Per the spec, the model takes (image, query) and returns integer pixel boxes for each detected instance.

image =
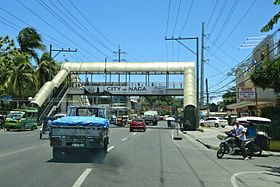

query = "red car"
[130,119,146,132]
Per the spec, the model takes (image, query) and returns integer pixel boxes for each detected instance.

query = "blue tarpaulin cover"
[51,116,109,128]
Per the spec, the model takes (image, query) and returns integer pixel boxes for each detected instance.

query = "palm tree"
[17,27,45,61]
[4,51,38,99]
[36,52,60,87]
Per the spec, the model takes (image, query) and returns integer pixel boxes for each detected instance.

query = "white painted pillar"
[183,66,196,107]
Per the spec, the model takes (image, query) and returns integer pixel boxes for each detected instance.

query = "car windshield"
[133,119,144,122]
[7,113,23,120]
[0,1,279,186]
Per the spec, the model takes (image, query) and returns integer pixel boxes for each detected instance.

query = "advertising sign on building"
[84,85,166,95]
[238,87,256,101]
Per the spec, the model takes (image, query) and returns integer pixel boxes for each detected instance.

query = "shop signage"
[239,87,256,101]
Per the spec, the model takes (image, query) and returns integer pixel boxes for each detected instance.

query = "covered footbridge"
[30,62,198,129]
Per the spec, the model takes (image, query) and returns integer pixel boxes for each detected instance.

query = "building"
[227,33,280,117]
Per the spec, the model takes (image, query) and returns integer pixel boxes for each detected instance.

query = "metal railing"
[69,82,184,89]
[38,83,68,124]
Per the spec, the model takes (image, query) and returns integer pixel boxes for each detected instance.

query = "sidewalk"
[182,127,280,157]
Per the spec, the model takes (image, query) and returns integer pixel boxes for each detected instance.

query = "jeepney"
[4,107,38,131]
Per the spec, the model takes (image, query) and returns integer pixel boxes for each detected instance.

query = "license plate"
[72,143,85,147]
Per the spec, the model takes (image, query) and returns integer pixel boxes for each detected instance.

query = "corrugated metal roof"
[62,62,194,73]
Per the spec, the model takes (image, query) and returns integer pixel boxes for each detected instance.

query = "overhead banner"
[238,87,256,101]
[84,85,166,95]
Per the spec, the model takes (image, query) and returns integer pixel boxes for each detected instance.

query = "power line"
[206,48,232,68]
[165,0,172,36]
[15,0,102,61]
[206,71,224,79]
[206,37,240,63]
[211,0,239,48]
[207,0,228,38]
[209,35,280,94]
[205,0,219,29]
[126,53,141,62]
[0,5,75,49]
[212,0,257,53]
[165,40,170,62]
[68,0,118,49]
[208,74,231,90]
[37,0,110,60]
[205,60,224,74]
[179,0,194,36]
[54,0,114,53]
[172,0,182,36]
[0,15,21,30]
[177,42,180,61]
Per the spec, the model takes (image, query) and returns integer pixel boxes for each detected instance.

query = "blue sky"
[0,0,279,102]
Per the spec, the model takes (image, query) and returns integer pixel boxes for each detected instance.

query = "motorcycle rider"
[230,121,250,160]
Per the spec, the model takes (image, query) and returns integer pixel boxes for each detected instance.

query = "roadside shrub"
[260,106,280,140]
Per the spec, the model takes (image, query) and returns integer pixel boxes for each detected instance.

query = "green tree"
[261,0,280,32]
[220,86,237,111]
[4,50,38,98]
[36,52,60,87]
[250,58,280,93]
[17,27,45,61]
[222,86,237,106]
[142,96,183,115]
[0,35,16,96]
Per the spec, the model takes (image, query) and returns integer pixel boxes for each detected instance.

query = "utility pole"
[113,46,126,84]
[200,22,205,108]
[104,57,107,85]
[49,44,77,81]
[206,78,209,116]
[165,37,199,109]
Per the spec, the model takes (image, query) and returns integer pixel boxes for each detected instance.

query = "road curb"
[196,138,219,150]
[182,131,280,156]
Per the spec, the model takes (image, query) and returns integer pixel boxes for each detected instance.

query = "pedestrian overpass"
[30,62,198,129]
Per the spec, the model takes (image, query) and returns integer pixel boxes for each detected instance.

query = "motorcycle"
[216,131,255,159]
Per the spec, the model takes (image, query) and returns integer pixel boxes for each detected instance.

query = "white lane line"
[72,168,92,187]
[107,146,115,152]
[0,143,48,158]
[121,137,128,142]
[132,132,137,136]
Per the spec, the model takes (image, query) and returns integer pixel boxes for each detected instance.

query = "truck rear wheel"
[53,147,65,161]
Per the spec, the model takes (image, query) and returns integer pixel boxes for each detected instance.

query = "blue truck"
[49,106,109,160]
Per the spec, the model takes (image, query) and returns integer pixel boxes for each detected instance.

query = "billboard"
[84,85,166,95]
[238,87,256,101]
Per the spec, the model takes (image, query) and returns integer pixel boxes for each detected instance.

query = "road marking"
[171,130,174,140]
[0,143,48,158]
[132,132,137,136]
[231,171,275,187]
[107,146,115,152]
[72,168,92,187]
[121,137,128,142]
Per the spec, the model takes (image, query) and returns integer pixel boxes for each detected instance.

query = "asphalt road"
[0,122,279,187]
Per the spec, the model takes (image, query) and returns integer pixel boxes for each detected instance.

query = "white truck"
[144,110,158,126]
[49,106,109,160]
